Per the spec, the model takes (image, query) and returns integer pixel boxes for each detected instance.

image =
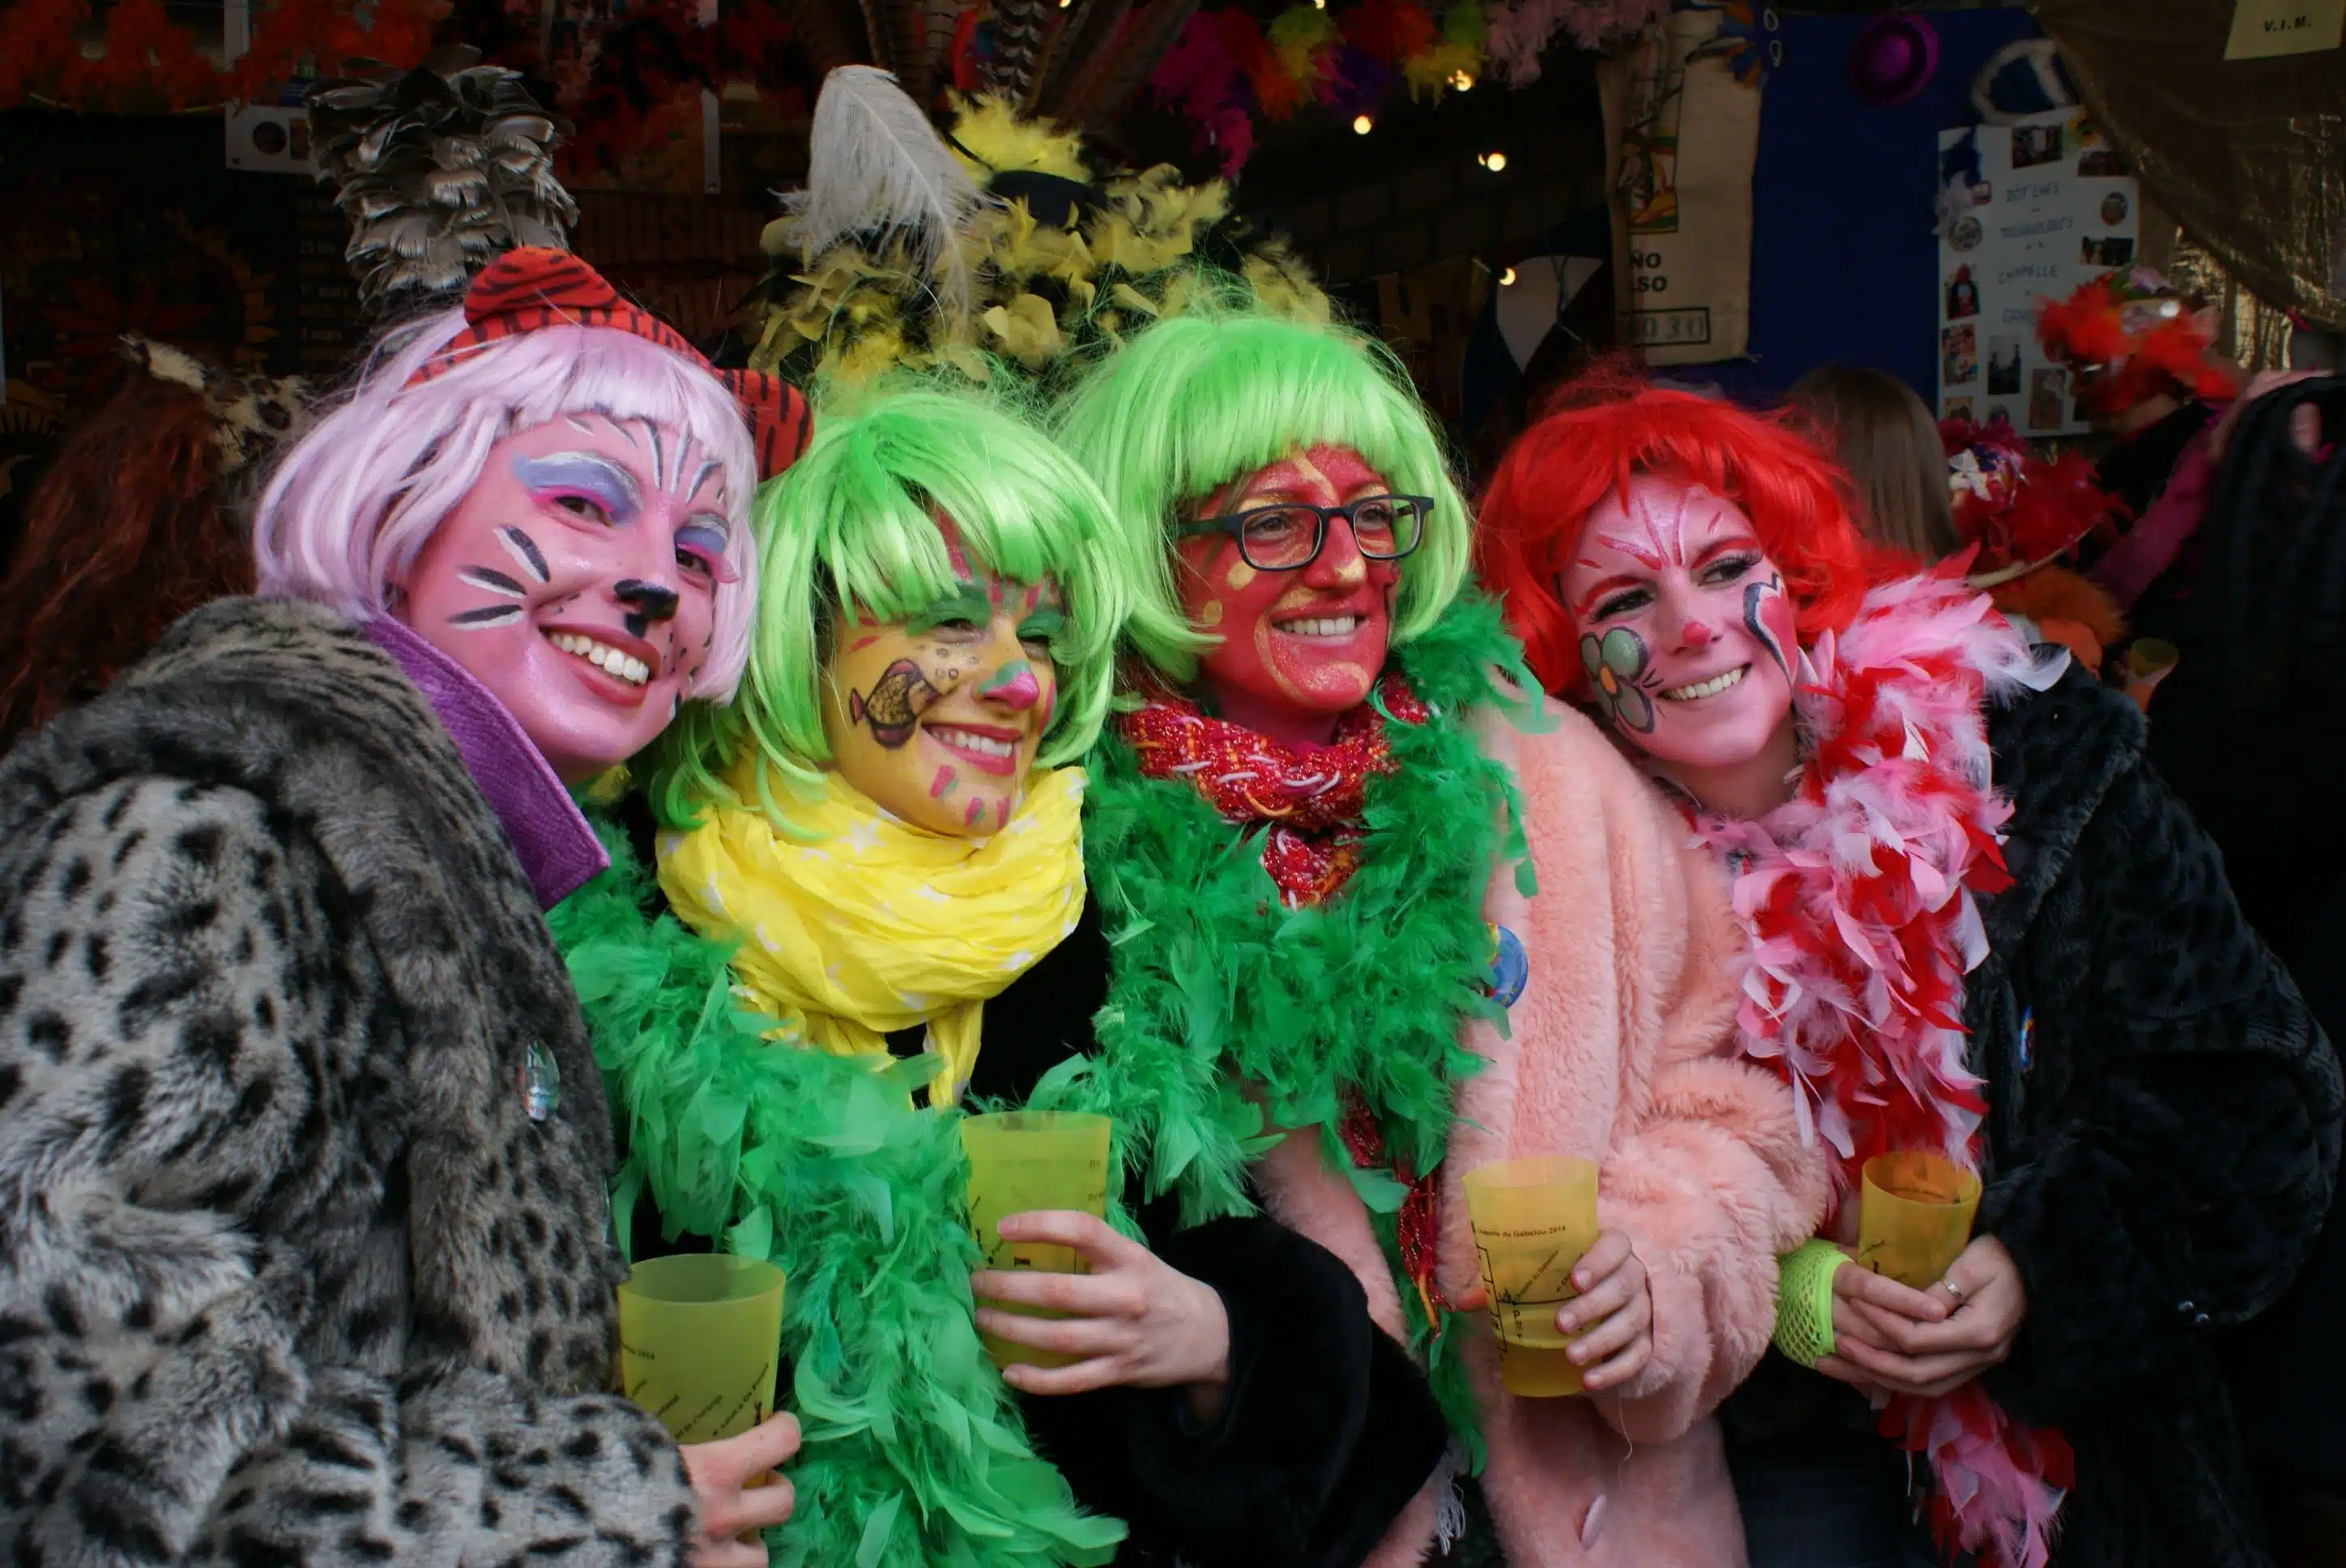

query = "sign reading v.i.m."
[2224,0,2345,59]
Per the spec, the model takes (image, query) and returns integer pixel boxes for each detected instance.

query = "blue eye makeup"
[511,452,642,524]
[676,522,736,581]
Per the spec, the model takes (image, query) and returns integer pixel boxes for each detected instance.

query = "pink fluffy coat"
[1253,691,1829,1566]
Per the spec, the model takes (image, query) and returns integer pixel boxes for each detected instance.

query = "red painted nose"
[1683,620,1716,650]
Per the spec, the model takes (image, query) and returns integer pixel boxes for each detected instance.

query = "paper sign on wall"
[1935,109,2139,437]
[2224,0,2344,60]
[1612,7,1761,366]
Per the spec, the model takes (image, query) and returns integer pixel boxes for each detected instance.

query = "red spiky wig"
[1475,359,1876,700]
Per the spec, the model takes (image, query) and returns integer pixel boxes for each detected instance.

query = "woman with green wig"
[1019,305,1832,1564]
[569,380,1451,1567]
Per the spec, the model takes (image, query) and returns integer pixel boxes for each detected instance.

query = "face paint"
[1173,445,1401,747]
[820,518,1067,838]
[1556,474,1796,773]
[392,414,729,783]
[846,658,943,748]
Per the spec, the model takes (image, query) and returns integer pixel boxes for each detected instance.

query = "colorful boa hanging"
[1687,569,2072,1568]
[0,0,437,112]
[1150,0,1498,175]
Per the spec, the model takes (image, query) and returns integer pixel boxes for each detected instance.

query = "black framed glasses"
[1178,495,1431,572]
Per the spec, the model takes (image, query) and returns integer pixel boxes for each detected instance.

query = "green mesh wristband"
[1774,1238,1850,1368]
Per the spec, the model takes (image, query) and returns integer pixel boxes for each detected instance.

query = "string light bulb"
[1499,266,1517,286]
[1481,150,1508,173]
[1354,113,1373,134]
[1449,70,1475,91]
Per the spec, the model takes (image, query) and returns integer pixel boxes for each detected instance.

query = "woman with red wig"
[1474,376,2339,1568]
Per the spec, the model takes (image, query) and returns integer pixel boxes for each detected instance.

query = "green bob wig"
[651,380,1128,826]
[1051,296,1472,682]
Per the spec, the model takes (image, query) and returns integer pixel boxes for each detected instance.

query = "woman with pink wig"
[0,249,814,1568]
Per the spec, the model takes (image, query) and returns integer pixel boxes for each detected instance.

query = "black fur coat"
[0,599,699,1565]
[1968,668,2341,1567]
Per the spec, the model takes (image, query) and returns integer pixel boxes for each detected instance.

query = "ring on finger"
[1936,1280,1967,1308]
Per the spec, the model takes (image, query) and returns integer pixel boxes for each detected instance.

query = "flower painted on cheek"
[1580,628,1657,735]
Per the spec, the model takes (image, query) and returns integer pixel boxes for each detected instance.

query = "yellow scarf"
[658,763,1086,1104]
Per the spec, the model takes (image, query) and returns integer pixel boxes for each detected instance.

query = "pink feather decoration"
[1689,569,2075,1568]
[1486,0,1667,83]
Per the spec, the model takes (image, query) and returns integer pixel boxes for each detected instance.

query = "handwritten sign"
[2224,0,2345,60]
[1936,110,2138,437]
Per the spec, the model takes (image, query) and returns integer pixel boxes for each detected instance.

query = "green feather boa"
[1029,592,1539,1456]
[549,827,1124,1568]
[552,591,1535,1558]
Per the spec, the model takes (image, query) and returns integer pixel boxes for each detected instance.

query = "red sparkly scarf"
[1119,673,1428,908]
[1120,672,1449,1317]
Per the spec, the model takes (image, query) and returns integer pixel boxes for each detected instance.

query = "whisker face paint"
[449,604,525,629]
[395,415,729,785]
[459,566,530,599]
[498,526,552,583]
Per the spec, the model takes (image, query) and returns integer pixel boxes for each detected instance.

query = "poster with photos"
[1936,109,2138,437]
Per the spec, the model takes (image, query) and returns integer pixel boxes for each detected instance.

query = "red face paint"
[1174,445,1401,747]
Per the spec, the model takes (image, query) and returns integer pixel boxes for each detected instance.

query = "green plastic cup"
[960,1110,1113,1369]
[616,1254,787,1443]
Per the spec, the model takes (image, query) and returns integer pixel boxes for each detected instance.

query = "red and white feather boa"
[1691,569,2074,1568]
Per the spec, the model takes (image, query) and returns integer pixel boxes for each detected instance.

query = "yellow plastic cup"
[960,1110,1114,1369]
[1461,1155,1601,1397]
[616,1254,787,1444]
[1855,1151,1982,1290]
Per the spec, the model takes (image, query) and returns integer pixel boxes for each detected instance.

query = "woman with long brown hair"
[0,339,309,748]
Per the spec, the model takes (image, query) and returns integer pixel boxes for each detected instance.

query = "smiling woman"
[1474,375,2340,1568]
[1026,302,1828,1566]
[0,249,819,1568]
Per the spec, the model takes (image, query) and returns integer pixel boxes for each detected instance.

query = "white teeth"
[546,631,651,686]
[1661,666,1747,702]
[932,726,1016,759]
[1277,616,1363,638]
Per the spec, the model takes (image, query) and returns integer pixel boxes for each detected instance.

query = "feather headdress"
[777,65,985,320]
[305,47,578,317]
[745,82,1325,391]
[2035,268,2241,417]
[1941,415,2122,585]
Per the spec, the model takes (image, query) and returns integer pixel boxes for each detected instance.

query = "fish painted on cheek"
[847,658,946,748]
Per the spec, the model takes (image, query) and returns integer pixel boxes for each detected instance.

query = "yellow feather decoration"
[945,92,1091,181]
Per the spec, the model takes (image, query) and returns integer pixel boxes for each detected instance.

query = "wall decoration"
[1607,4,1760,364]
[1935,106,2137,433]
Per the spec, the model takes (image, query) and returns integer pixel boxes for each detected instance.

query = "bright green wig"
[653,380,1128,826]
[1051,296,1472,683]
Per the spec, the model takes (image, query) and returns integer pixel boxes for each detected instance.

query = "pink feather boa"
[1687,570,2072,1568]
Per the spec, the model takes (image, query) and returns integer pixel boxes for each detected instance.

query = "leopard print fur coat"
[0,599,698,1566]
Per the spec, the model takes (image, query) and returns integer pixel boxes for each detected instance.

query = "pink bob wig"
[251,305,761,701]
[1475,360,1878,700]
